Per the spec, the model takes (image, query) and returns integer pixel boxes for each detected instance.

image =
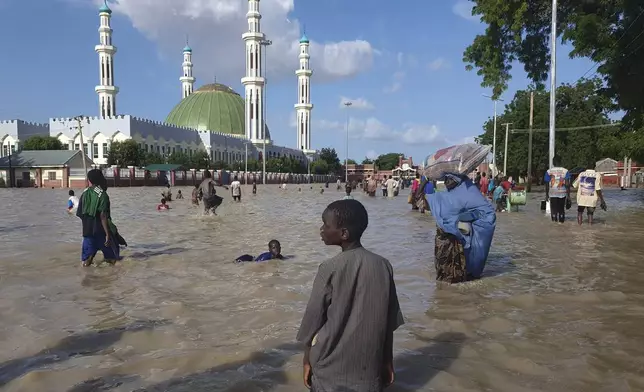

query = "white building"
[0,0,315,168]
[295,32,314,155]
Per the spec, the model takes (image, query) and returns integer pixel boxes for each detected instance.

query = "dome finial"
[99,0,112,14]
[299,24,309,44]
[183,34,192,52]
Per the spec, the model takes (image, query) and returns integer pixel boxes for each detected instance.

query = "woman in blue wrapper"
[426,173,496,282]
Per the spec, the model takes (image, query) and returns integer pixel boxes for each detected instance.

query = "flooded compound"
[1,186,643,392]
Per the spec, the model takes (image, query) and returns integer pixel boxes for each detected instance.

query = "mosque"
[0,0,316,167]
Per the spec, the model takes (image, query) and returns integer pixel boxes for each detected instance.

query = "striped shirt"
[297,247,404,392]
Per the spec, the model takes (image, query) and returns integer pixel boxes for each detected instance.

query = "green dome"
[99,0,112,14]
[165,83,247,136]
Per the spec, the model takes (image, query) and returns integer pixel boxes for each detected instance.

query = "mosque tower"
[241,0,266,144]
[94,0,118,118]
[295,31,314,153]
[180,40,195,99]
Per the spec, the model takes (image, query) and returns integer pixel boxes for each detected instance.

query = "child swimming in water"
[191,184,200,206]
[176,190,183,199]
[157,198,170,210]
[67,190,79,213]
[343,185,354,200]
[235,239,284,262]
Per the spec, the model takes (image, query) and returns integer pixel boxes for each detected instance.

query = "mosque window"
[75,143,80,151]
[83,143,88,155]
[103,143,108,155]
[145,144,149,152]
[161,146,165,154]
[93,143,99,156]
[2,145,7,156]
[156,146,160,153]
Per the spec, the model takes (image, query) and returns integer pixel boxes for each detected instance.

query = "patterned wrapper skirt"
[434,227,467,283]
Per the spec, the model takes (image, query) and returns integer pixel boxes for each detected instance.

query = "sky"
[0,0,598,163]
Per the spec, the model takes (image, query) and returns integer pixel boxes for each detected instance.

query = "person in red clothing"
[479,172,489,195]
[157,198,170,210]
[500,177,512,191]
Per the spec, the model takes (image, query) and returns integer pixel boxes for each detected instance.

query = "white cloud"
[365,149,378,160]
[110,0,375,83]
[452,1,479,21]
[339,96,374,110]
[428,57,449,71]
[383,71,406,93]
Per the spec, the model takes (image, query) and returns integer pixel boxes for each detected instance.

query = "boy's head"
[87,169,106,188]
[345,185,352,195]
[195,184,199,189]
[320,199,368,246]
[268,239,281,257]
[234,175,238,181]
[177,190,182,194]
[161,198,167,204]
[203,170,212,179]
[68,190,75,196]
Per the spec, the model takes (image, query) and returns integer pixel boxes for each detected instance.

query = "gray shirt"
[297,247,404,392]
[198,178,217,198]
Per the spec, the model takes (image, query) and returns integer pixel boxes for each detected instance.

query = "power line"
[510,123,621,134]
[578,7,644,80]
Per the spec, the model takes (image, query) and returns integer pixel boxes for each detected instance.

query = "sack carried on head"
[423,143,490,181]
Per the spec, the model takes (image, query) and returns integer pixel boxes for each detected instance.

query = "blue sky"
[0,0,597,163]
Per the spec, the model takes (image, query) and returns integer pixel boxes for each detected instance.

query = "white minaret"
[94,0,118,118]
[295,31,314,153]
[241,0,266,144]
[180,40,195,99]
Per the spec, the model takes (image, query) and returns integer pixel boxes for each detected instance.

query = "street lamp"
[548,0,557,168]
[260,39,272,185]
[343,101,352,182]
[482,94,503,169]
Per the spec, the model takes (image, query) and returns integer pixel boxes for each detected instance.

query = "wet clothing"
[545,167,570,199]
[342,195,354,200]
[549,196,566,223]
[76,185,124,261]
[434,227,467,283]
[427,175,496,279]
[235,252,283,262]
[199,178,223,211]
[573,170,602,208]
[297,247,404,392]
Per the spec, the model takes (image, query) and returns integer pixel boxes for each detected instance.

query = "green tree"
[374,153,403,170]
[311,159,329,174]
[346,159,357,165]
[319,148,341,173]
[107,140,146,167]
[462,0,643,129]
[22,136,65,151]
[476,78,618,180]
[212,160,229,170]
[190,150,211,169]
[142,151,165,166]
[167,151,192,167]
[361,158,374,164]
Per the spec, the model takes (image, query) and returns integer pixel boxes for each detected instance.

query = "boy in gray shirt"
[297,199,404,391]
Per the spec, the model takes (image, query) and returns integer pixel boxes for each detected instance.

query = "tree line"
[464,0,644,166]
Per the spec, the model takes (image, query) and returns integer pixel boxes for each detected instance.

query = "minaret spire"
[241,0,266,143]
[295,29,314,153]
[94,0,118,118]
[180,37,195,99]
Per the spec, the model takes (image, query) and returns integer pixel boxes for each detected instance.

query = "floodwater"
[1,185,644,392]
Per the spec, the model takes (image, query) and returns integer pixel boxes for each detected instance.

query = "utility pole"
[73,115,89,186]
[501,122,512,176]
[527,91,534,192]
[244,141,248,184]
[344,101,352,182]
[548,0,557,168]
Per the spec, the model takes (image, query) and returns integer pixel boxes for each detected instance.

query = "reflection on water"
[0,186,643,391]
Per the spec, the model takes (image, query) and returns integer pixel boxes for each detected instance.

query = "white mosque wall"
[0,120,50,157]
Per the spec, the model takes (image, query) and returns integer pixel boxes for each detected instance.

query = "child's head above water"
[69,190,75,196]
[345,185,352,195]
[321,199,368,246]
[177,190,182,194]
[160,198,167,205]
[268,239,282,258]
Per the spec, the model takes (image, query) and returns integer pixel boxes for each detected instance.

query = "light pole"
[72,115,89,186]
[501,122,512,175]
[244,141,249,184]
[260,39,272,185]
[548,0,557,168]
[482,94,503,169]
[343,101,352,182]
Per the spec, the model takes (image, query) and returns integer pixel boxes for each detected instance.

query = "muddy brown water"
[0,186,643,392]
